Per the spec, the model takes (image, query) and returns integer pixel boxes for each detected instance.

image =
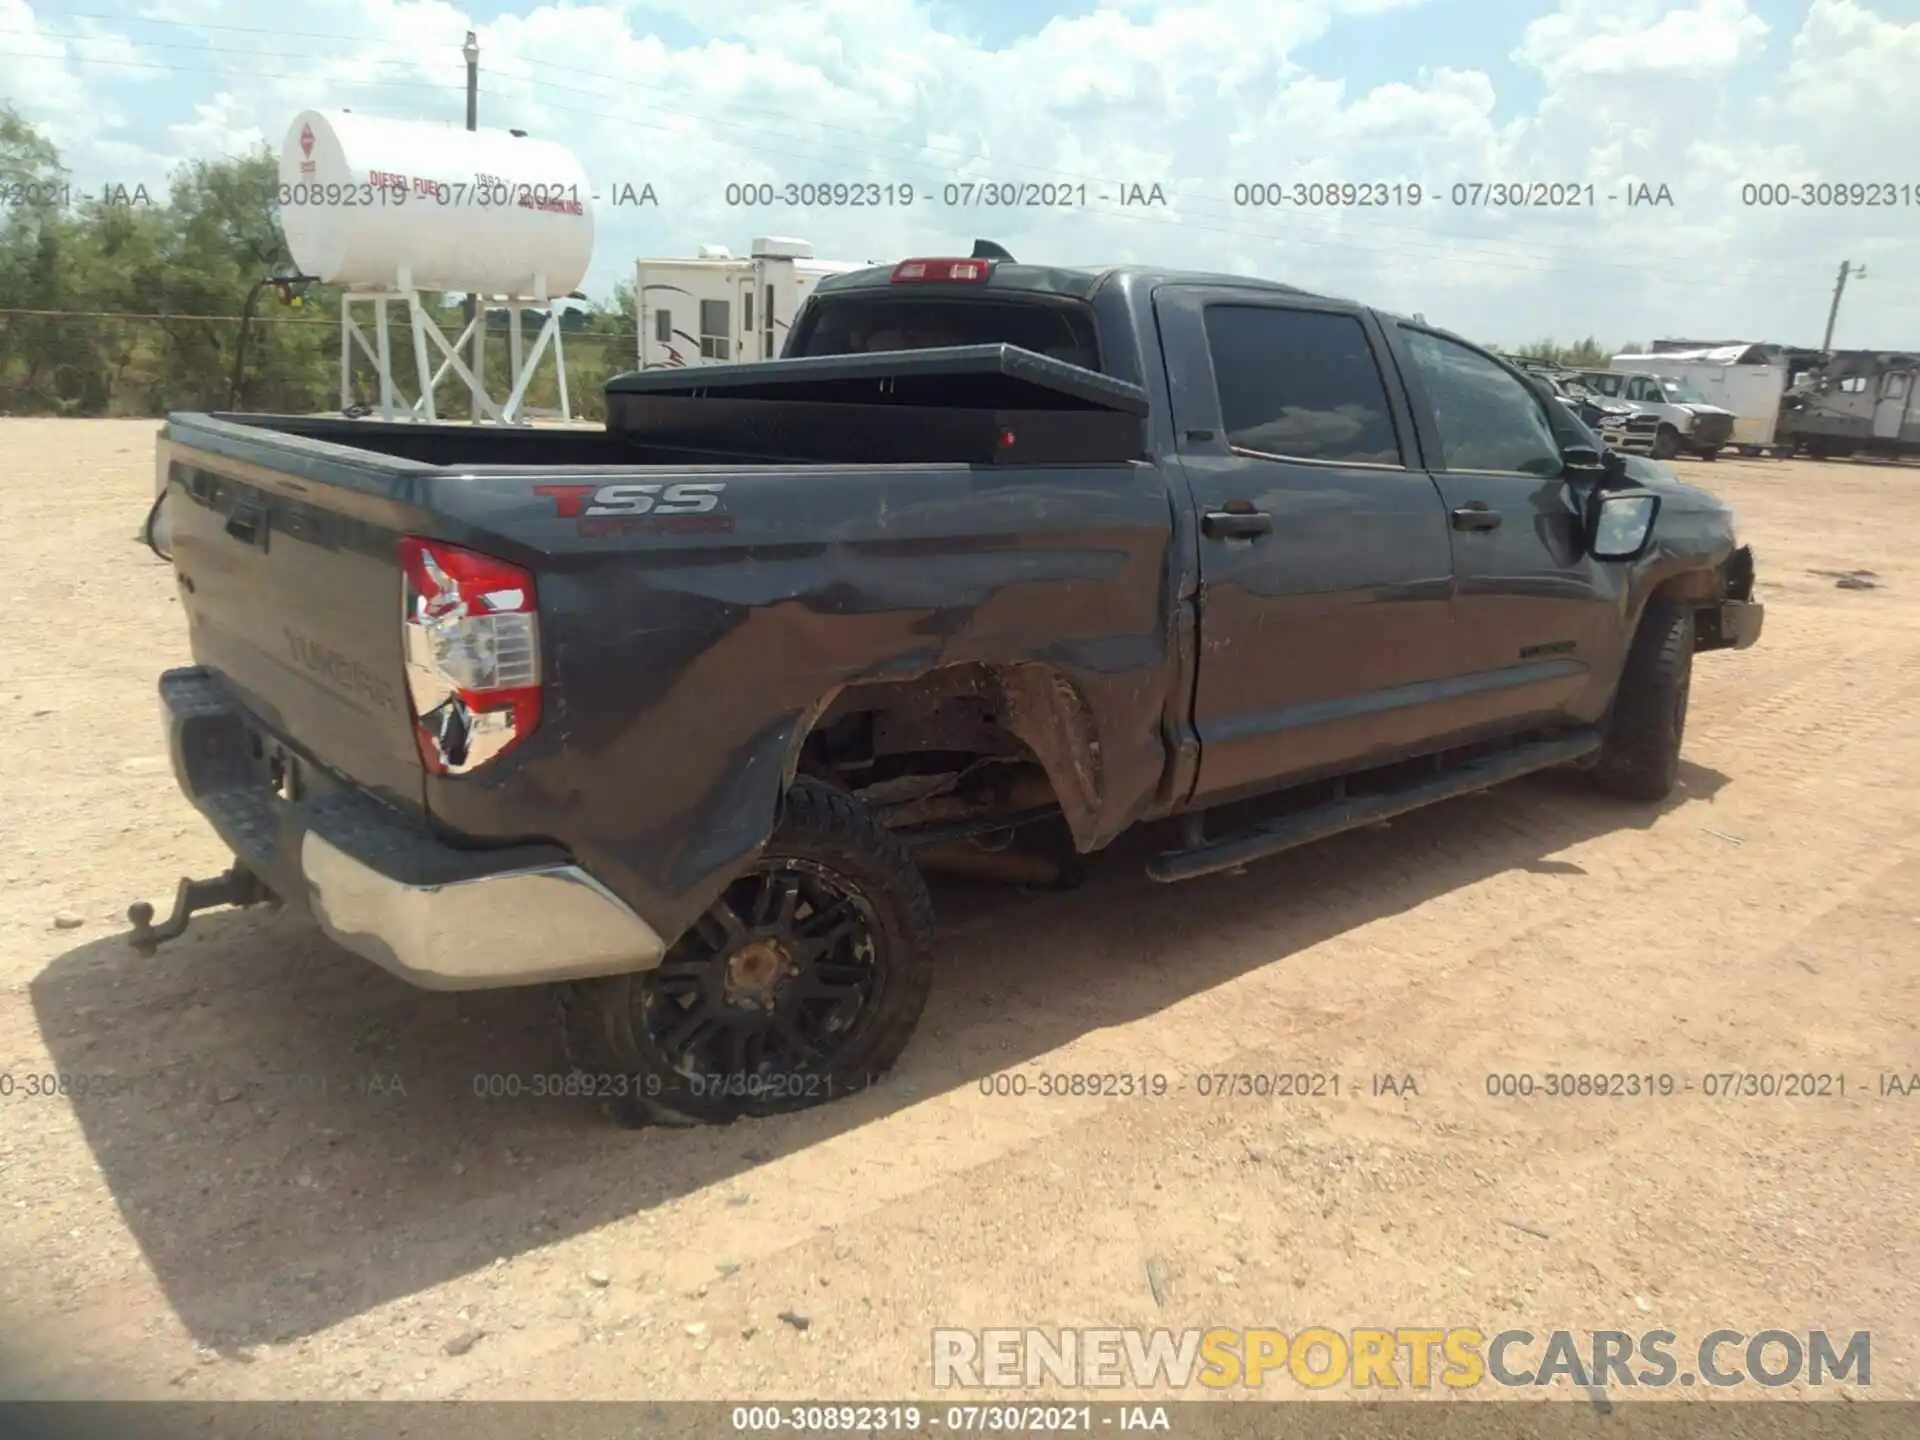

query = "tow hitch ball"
[127,865,276,956]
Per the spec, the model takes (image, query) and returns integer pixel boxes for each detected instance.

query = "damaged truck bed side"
[137,253,1764,1125]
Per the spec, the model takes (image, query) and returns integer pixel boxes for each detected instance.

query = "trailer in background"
[635,238,873,370]
[1778,351,1920,461]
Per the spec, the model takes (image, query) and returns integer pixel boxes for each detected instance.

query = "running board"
[1147,730,1603,884]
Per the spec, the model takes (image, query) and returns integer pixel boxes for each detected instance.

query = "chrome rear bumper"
[159,667,666,990]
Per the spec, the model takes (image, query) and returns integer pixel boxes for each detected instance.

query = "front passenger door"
[1390,324,1624,731]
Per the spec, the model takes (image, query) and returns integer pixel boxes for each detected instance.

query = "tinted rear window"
[1203,305,1402,465]
[791,297,1101,370]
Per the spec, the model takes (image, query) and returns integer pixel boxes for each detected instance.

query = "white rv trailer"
[1609,345,1797,454]
[635,237,873,370]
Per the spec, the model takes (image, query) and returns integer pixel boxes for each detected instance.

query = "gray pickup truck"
[135,249,1764,1126]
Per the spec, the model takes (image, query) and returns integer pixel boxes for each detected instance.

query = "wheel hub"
[638,856,887,1080]
[725,938,794,1008]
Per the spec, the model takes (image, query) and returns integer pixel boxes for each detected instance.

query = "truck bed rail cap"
[604,343,1151,416]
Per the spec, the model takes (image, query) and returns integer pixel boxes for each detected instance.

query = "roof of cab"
[809,261,1327,303]
[802,260,1488,354]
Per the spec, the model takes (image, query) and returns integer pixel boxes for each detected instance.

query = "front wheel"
[1590,600,1693,802]
[559,781,936,1126]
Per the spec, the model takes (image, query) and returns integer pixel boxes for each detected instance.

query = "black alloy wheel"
[560,780,936,1126]
[643,860,888,1088]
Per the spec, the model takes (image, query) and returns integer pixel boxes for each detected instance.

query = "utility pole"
[1821,259,1866,353]
[462,31,481,419]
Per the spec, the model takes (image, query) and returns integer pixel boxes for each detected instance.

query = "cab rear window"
[790,297,1101,371]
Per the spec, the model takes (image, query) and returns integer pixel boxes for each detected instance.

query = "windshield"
[790,296,1102,370]
[1660,379,1709,404]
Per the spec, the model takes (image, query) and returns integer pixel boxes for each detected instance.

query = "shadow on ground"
[32,760,1729,1350]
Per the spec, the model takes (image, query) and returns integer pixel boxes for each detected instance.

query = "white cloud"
[5,0,1919,348]
[1514,0,1770,82]
[167,92,269,163]
[0,0,140,150]
[1785,0,1920,130]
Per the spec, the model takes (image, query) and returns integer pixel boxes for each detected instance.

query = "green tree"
[569,279,637,420]
[1510,335,1612,368]
[2,110,638,418]
[0,103,97,411]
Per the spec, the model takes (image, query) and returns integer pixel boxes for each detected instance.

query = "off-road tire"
[1591,599,1693,802]
[558,780,936,1127]
[1651,425,1680,461]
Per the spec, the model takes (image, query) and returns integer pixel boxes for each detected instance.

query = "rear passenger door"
[1386,323,1622,729]
[1153,287,1460,805]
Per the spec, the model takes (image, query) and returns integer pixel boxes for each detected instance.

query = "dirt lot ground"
[0,419,1915,1405]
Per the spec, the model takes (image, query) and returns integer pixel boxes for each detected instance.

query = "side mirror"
[1563,444,1627,481]
[1587,488,1662,562]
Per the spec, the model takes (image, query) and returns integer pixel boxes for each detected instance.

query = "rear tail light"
[891,258,992,284]
[399,537,540,774]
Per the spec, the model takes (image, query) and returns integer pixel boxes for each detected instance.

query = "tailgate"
[159,423,424,812]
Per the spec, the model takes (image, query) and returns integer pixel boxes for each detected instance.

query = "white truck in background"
[1567,360,1737,460]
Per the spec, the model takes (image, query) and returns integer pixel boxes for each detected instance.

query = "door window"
[1201,305,1402,465]
[1402,329,1562,475]
[699,299,731,360]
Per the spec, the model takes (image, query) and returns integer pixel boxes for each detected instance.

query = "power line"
[5,16,1887,291]
[0,305,596,322]
[0,305,635,332]
[0,306,331,322]
[23,10,1863,266]
[0,36,1835,291]
[19,10,1657,260]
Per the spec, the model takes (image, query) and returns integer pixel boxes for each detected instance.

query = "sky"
[4,0,1919,351]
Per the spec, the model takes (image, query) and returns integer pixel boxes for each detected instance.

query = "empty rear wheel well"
[788,663,1104,847]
